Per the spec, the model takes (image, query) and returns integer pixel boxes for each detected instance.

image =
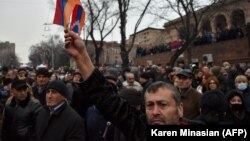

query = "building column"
[225,13,232,29]
[211,17,217,33]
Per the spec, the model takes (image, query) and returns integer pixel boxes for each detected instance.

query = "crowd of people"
[136,40,182,57]
[0,30,249,141]
[136,26,245,58]
[193,27,244,46]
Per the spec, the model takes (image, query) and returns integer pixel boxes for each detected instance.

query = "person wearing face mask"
[234,75,250,112]
[226,90,250,124]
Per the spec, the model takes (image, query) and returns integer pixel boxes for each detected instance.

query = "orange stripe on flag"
[64,0,81,28]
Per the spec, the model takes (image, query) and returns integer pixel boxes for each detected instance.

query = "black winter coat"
[78,69,201,141]
[32,85,47,106]
[34,102,86,141]
[2,95,42,141]
[79,69,148,141]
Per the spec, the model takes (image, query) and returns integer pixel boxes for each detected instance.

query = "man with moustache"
[64,30,200,141]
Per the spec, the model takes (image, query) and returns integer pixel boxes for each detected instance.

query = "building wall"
[85,40,122,66]
[164,26,179,43]
[128,28,165,47]
[0,42,15,53]
[102,42,122,66]
[85,41,96,63]
[134,0,250,66]
[134,37,250,66]
[163,0,250,39]
[86,0,250,67]
[209,0,250,32]
[0,41,16,66]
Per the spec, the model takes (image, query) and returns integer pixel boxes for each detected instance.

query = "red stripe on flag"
[53,0,81,28]
[53,0,63,25]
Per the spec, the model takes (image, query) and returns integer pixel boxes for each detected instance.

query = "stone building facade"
[128,27,166,47]
[163,0,250,41]
[85,41,123,66]
[133,0,250,66]
[135,37,249,66]
[86,0,250,67]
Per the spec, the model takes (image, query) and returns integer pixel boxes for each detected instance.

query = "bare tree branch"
[128,0,152,53]
[86,0,119,66]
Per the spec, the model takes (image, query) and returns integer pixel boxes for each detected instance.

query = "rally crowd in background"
[0,30,250,141]
[136,26,245,57]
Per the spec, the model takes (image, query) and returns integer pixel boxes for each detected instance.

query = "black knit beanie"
[47,80,69,99]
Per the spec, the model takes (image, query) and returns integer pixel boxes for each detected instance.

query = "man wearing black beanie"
[34,80,86,141]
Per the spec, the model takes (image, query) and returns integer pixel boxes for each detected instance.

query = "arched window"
[231,9,245,28]
[215,14,227,32]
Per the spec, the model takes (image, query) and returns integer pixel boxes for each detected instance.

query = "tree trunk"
[187,45,192,65]
[120,45,129,69]
[95,47,101,67]
[169,41,190,67]
[169,50,182,67]
[246,23,250,56]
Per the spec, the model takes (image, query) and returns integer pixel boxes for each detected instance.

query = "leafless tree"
[150,0,224,66]
[85,0,119,66]
[247,22,250,56]
[117,0,152,68]
[29,35,69,69]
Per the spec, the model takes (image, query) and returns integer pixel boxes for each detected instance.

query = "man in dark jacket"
[64,30,199,141]
[139,72,152,95]
[176,70,202,119]
[32,68,50,105]
[196,90,230,125]
[2,79,42,141]
[34,80,86,141]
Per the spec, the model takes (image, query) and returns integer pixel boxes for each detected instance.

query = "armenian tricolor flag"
[70,4,86,34]
[53,0,81,28]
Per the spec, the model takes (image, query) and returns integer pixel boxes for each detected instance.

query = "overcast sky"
[0,0,166,63]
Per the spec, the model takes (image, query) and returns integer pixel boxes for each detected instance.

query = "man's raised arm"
[64,30,95,80]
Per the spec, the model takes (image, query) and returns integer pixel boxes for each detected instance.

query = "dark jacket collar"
[10,94,31,107]
[45,101,67,116]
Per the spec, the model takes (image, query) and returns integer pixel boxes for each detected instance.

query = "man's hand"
[64,29,95,80]
[64,29,85,61]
